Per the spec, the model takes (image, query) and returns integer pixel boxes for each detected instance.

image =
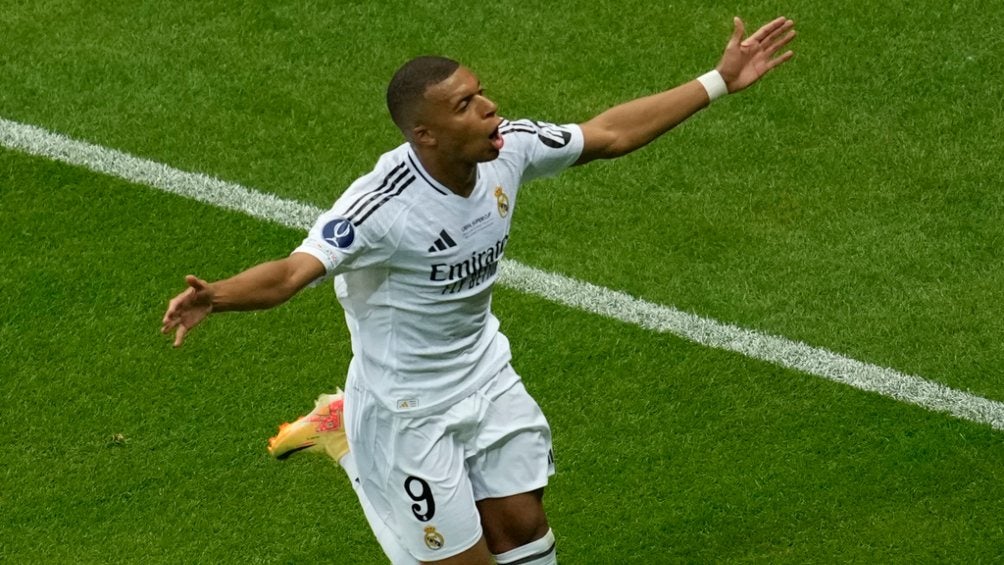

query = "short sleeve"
[292,205,397,283]
[500,119,584,184]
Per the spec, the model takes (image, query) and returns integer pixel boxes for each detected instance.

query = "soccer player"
[162,16,795,565]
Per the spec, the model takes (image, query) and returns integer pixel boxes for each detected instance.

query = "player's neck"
[414,147,477,198]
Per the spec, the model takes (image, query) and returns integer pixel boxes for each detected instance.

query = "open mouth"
[489,125,504,151]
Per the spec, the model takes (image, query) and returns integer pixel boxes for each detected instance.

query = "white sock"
[338,452,418,565]
[493,528,557,565]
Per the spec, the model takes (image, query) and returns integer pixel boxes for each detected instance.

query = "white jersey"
[294,119,584,415]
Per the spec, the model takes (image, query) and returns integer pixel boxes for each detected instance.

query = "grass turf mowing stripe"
[4,115,1003,432]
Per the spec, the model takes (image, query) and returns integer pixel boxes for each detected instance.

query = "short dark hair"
[386,56,460,134]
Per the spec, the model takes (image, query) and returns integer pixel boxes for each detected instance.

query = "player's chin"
[479,147,502,162]
[464,137,502,162]
[481,138,504,161]
[470,145,500,163]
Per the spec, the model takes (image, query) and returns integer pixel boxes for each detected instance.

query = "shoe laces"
[311,398,344,432]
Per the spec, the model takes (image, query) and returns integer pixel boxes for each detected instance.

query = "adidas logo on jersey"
[428,230,458,253]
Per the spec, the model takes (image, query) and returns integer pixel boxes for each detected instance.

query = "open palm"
[717,17,797,93]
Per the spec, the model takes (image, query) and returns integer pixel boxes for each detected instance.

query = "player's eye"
[458,90,485,112]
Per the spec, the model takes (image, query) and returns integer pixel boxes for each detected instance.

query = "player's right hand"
[161,275,214,348]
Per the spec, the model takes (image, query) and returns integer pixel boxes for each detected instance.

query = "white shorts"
[344,365,555,561]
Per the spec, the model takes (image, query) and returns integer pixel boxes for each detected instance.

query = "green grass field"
[3,1,1004,563]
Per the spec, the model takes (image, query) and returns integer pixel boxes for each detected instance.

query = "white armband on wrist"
[697,70,728,102]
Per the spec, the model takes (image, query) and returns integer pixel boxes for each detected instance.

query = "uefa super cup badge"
[494,186,510,217]
[424,526,445,550]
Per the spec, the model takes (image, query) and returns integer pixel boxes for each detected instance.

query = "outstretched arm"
[575,16,796,165]
[160,252,326,348]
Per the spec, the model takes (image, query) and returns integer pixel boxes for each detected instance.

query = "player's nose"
[481,95,498,117]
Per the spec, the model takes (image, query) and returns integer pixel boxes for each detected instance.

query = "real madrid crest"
[424,526,445,551]
[494,185,510,217]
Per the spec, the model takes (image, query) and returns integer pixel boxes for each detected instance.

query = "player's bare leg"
[478,489,556,564]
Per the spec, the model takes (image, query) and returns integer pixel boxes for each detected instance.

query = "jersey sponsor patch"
[535,121,572,148]
[321,217,356,248]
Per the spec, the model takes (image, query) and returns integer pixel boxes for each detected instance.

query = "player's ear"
[412,124,436,147]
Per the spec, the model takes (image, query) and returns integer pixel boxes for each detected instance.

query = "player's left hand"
[716,16,796,93]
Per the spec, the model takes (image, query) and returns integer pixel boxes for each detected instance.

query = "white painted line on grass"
[3,116,1003,431]
[0,118,319,231]
[501,262,1004,430]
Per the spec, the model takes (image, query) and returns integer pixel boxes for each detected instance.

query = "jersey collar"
[406,147,480,197]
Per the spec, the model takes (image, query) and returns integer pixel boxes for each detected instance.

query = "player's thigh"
[476,488,548,555]
[469,374,554,553]
[348,388,486,561]
[469,375,554,500]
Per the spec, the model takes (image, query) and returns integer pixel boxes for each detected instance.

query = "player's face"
[414,66,504,163]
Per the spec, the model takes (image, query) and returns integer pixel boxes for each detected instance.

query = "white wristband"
[697,70,728,102]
